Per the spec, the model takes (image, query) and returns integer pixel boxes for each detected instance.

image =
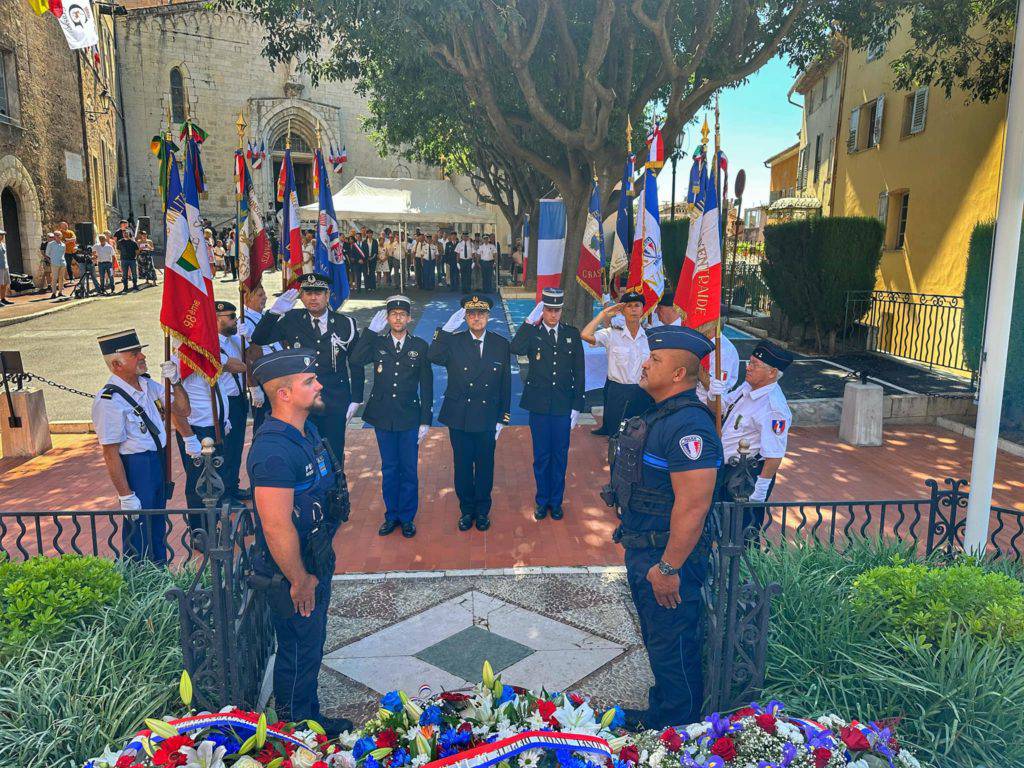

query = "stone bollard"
[838,380,884,447]
[0,388,53,458]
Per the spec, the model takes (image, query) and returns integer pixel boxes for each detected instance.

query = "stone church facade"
[115,0,440,238]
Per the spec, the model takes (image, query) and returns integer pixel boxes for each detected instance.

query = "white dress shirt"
[469,329,486,356]
[697,333,740,405]
[720,381,793,461]
[240,308,282,355]
[219,333,245,398]
[92,374,167,454]
[179,362,231,432]
[456,241,475,260]
[591,324,649,385]
[476,243,497,262]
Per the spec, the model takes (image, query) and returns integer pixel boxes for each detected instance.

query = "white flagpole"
[965,0,1024,553]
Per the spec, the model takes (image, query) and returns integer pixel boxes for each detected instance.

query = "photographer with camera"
[246,347,352,737]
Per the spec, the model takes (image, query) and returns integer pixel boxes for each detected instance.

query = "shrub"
[851,558,1024,648]
[0,554,124,646]
[749,540,1024,767]
[962,220,1024,427]
[761,217,883,352]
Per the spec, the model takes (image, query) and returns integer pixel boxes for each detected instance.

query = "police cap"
[646,325,715,360]
[214,300,236,313]
[619,290,644,305]
[298,273,331,291]
[386,294,412,313]
[541,287,564,308]
[461,294,493,312]
[97,329,147,355]
[751,340,794,371]
[251,348,317,385]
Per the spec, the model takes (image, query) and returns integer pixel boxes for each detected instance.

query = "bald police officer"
[510,287,585,521]
[605,325,723,729]
[251,273,365,467]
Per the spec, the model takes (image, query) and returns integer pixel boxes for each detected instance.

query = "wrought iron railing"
[843,290,973,376]
[724,260,773,318]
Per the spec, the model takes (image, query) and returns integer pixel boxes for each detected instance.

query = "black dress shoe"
[475,515,491,531]
[401,522,416,538]
[534,505,548,520]
[458,515,475,531]
[378,519,399,536]
[318,715,355,738]
[550,506,564,520]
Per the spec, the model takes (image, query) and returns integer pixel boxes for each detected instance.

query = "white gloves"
[368,309,388,334]
[249,385,265,408]
[495,423,504,440]
[610,314,626,329]
[237,324,250,342]
[570,410,580,429]
[708,376,728,397]
[183,434,202,457]
[418,424,429,444]
[526,301,544,325]
[118,493,142,511]
[160,360,180,386]
[442,308,466,333]
[269,288,299,315]
[346,402,361,420]
[750,477,772,503]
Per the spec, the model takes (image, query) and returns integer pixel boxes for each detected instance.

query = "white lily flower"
[180,740,227,768]
[551,699,600,734]
[411,754,430,768]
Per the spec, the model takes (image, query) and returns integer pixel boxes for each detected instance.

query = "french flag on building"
[535,199,566,302]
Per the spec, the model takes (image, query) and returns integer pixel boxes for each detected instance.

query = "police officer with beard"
[604,325,722,730]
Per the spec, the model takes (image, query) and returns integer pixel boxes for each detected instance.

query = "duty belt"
[615,526,670,550]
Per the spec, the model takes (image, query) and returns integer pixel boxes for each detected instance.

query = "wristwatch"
[657,560,680,576]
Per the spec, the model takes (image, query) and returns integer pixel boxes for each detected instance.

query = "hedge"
[762,217,884,352]
[962,221,1024,427]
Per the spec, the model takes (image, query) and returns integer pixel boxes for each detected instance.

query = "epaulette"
[100,392,113,400]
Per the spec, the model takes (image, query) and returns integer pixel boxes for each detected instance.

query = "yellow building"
[831,29,1007,296]
[766,143,799,203]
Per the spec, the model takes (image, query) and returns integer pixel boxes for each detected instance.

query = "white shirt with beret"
[720,380,793,461]
[590,324,649,385]
[92,374,167,454]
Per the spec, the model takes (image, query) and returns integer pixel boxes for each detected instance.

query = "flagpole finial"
[235,111,247,150]
[286,119,292,151]
[700,116,709,148]
[316,120,322,149]
[626,116,633,154]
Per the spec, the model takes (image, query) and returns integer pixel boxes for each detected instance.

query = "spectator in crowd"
[95,233,116,294]
[204,228,217,276]
[375,230,391,287]
[47,231,67,298]
[0,228,11,305]
[444,232,459,289]
[117,227,140,293]
[302,230,315,276]
[511,239,524,286]
[63,229,78,282]
[224,227,239,280]
[138,232,158,286]
[37,234,53,295]
[477,233,497,293]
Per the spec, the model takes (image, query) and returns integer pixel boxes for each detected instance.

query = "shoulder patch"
[679,434,704,460]
[771,419,787,435]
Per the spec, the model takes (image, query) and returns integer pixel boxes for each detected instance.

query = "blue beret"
[251,348,317,385]
[646,325,715,360]
[751,340,794,371]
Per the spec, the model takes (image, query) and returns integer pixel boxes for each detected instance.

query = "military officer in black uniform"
[604,325,723,730]
[349,295,433,538]
[428,295,511,531]
[510,288,585,521]
[251,273,364,467]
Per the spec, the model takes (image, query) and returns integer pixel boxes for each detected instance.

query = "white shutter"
[910,87,928,134]
[797,146,807,190]
[848,106,860,152]
[871,95,885,146]
[877,191,889,226]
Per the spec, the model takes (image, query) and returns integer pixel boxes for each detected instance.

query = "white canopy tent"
[299,176,493,226]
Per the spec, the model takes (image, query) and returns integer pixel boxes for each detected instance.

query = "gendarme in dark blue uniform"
[246,348,347,732]
[607,325,723,729]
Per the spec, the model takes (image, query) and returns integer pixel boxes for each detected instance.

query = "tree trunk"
[525,199,540,291]
[558,186,593,330]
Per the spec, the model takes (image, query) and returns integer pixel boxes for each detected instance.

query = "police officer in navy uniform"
[251,273,364,468]
[605,325,723,730]
[247,348,353,737]
[511,287,585,521]
[428,294,511,531]
[350,295,433,538]
[92,329,192,563]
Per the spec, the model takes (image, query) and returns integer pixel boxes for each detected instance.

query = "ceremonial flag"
[575,179,605,300]
[57,0,98,49]
[236,152,273,293]
[277,148,303,280]
[535,199,566,302]
[607,155,635,297]
[314,148,350,308]
[645,124,665,170]
[179,121,206,193]
[251,141,265,170]
[625,169,664,317]
[150,135,179,211]
[160,147,220,383]
[673,162,722,336]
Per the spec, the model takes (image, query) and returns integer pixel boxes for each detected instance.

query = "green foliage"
[851,559,1024,647]
[762,217,883,350]
[750,541,1024,767]
[0,562,185,768]
[962,220,1024,426]
[660,218,690,289]
[0,555,123,646]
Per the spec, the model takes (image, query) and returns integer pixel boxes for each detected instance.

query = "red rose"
[619,745,640,765]
[710,737,737,761]
[537,700,558,723]
[840,725,871,752]
[813,747,831,768]
[115,757,136,768]
[313,762,329,768]
[376,729,399,749]
[152,735,194,767]
[458,722,474,734]
[440,692,471,703]
[659,728,683,751]
[755,714,777,734]
[729,707,757,722]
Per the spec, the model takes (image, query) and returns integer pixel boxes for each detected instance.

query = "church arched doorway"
[1,187,24,273]
[270,132,315,208]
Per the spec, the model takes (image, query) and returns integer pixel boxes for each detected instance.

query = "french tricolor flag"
[535,199,566,302]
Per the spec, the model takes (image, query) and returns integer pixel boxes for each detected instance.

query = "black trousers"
[310,405,348,470]
[350,263,364,291]
[481,261,495,293]
[602,380,654,436]
[222,394,249,495]
[365,264,376,290]
[459,260,473,293]
[449,427,496,519]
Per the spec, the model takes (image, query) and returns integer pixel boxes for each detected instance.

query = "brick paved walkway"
[2,424,1023,571]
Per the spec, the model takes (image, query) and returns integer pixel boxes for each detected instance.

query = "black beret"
[214,301,236,313]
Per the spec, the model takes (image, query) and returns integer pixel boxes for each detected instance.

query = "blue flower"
[353,736,377,759]
[365,756,381,768]
[392,748,411,767]
[382,691,404,713]
[205,731,241,754]
[555,749,587,768]
[419,705,444,726]
[497,685,516,705]
[610,705,625,730]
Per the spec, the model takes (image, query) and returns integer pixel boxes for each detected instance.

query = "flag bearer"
[215,300,250,505]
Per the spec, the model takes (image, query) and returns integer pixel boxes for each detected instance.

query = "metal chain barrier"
[8,371,96,399]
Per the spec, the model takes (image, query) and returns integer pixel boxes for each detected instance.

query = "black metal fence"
[724,260,774,318]
[843,290,974,377]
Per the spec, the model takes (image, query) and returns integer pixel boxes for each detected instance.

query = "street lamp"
[669,129,687,222]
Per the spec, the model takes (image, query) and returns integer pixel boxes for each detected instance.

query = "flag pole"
[282,119,292,292]
[235,110,248,396]
[712,97,723,434]
[162,98,175,498]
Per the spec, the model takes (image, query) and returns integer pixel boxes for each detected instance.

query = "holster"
[248,572,295,619]
[616,528,671,550]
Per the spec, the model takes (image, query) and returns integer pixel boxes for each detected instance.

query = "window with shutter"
[910,87,928,134]
[870,95,884,147]
[813,135,822,185]
[877,191,889,228]
[848,106,860,152]
[797,147,807,190]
